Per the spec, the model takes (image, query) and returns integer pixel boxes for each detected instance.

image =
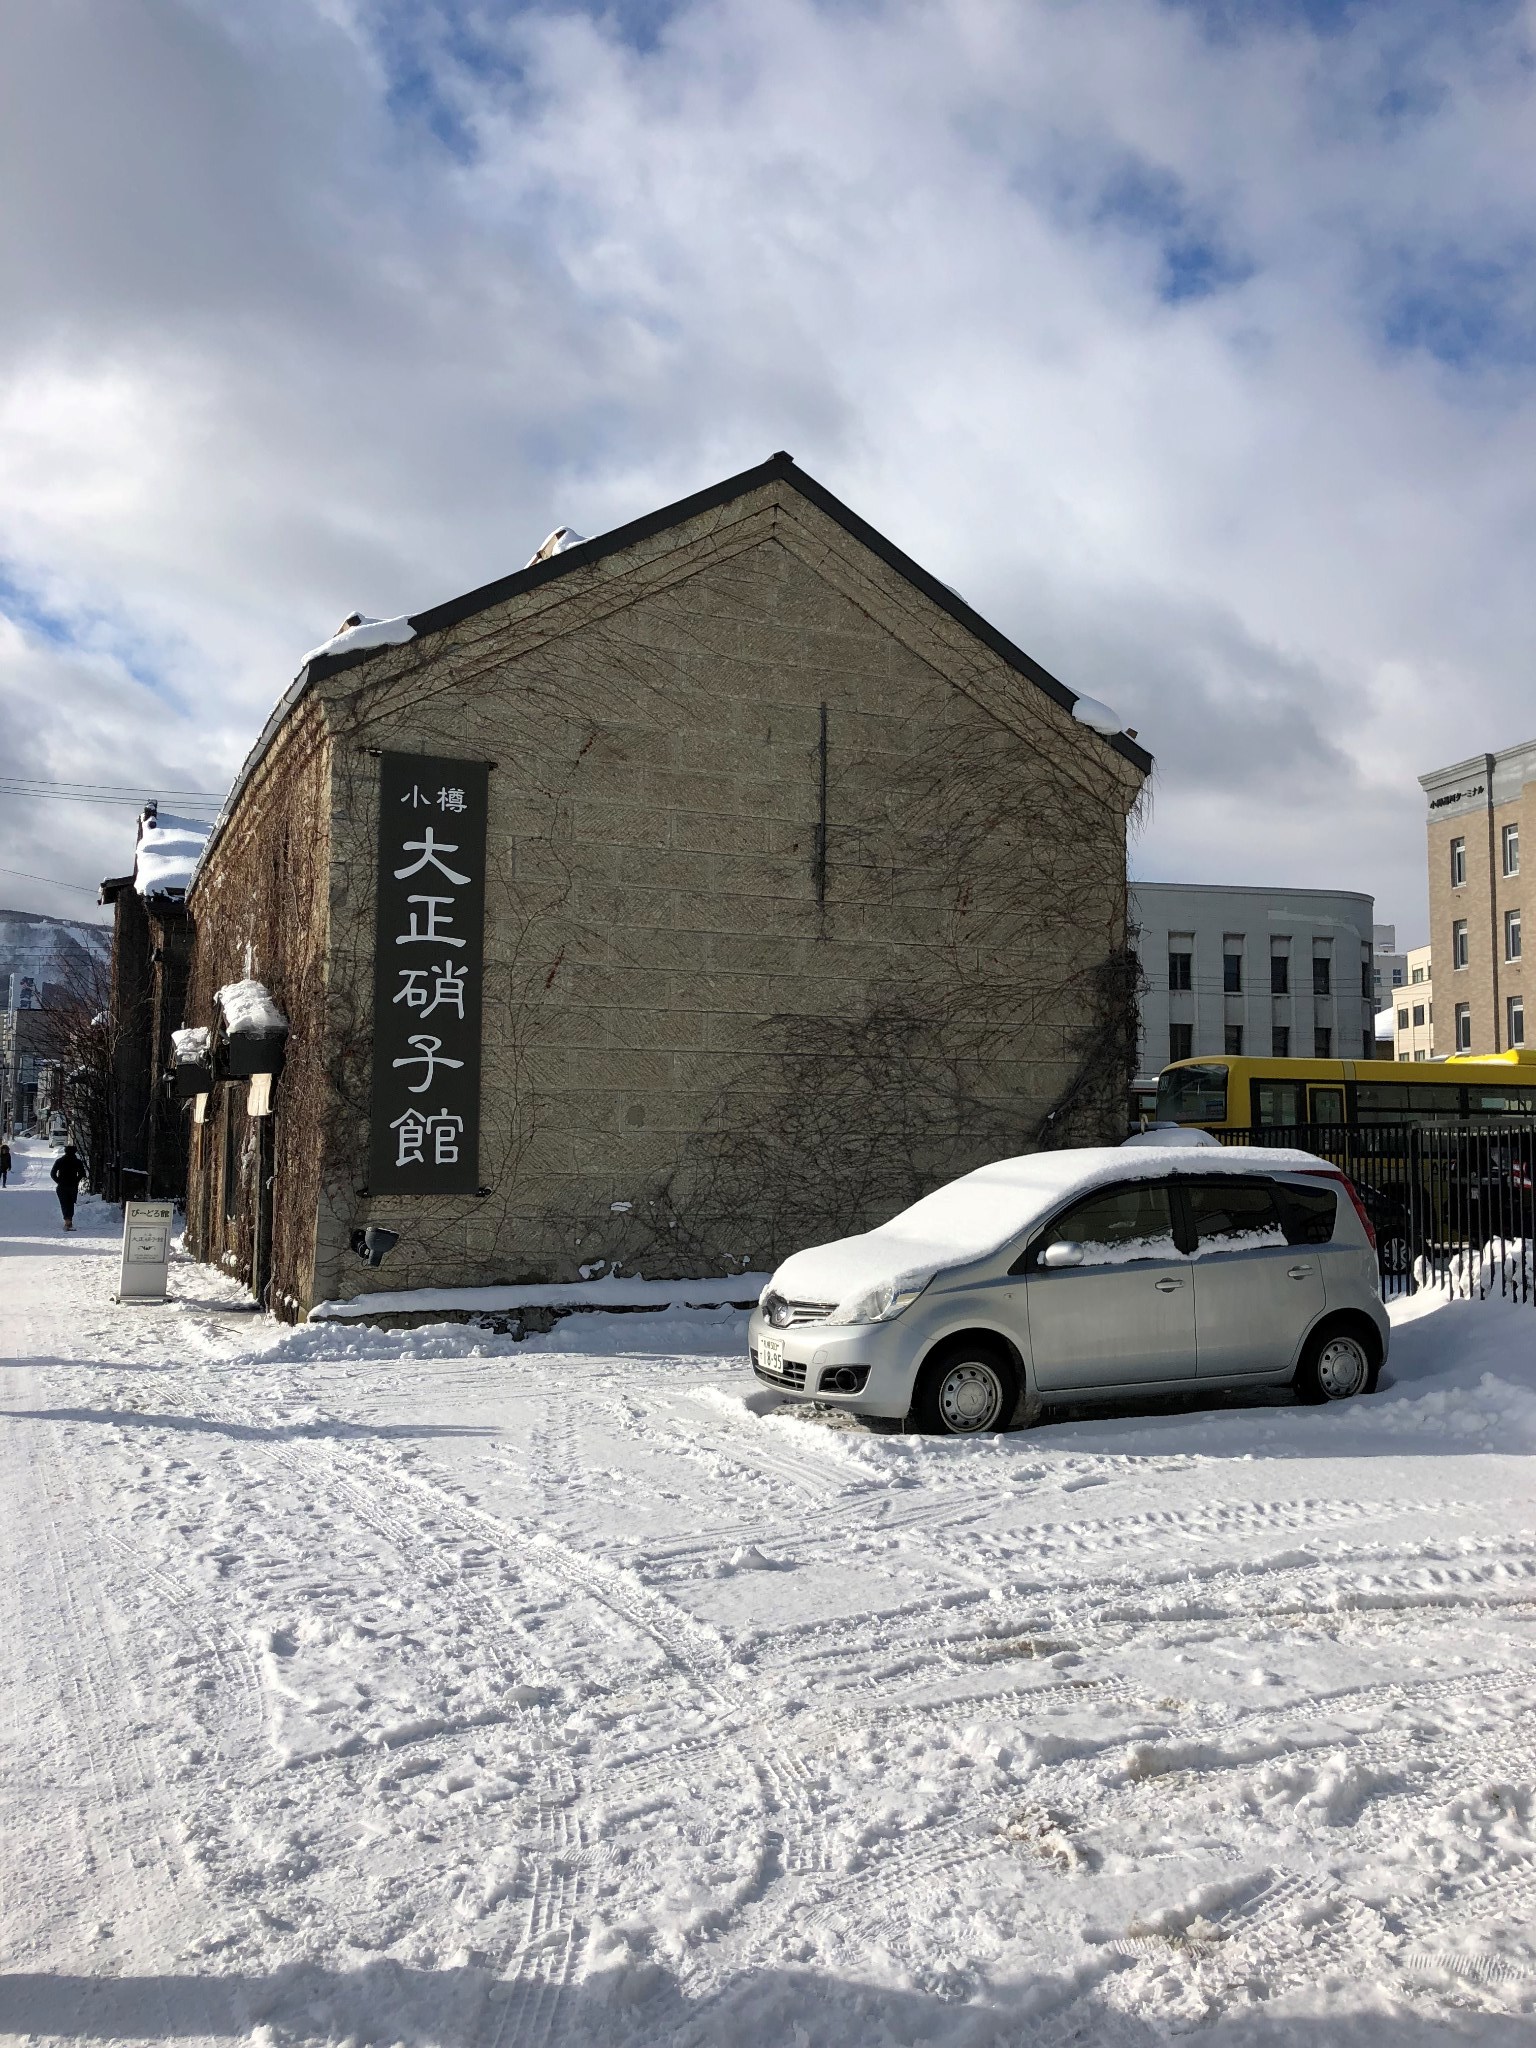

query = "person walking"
[50,1144,84,1231]
[0,1140,10,1187]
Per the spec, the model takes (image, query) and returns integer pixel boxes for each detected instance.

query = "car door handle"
[1287,1264,1314,1279]
[1154,1277,1185,1292]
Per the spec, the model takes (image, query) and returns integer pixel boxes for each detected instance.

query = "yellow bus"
[1155,1049,1536,1133]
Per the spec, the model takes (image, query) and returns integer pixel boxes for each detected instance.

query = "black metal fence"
[1212,1122,1536,1305]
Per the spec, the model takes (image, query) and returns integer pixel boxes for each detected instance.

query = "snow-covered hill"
[0,906,111,1008]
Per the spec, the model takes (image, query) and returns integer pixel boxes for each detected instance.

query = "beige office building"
[1390,944,1435,1060]
[1420,743,1530,1056]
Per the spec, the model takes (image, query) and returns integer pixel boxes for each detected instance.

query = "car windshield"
[1156,1063,1228,1126]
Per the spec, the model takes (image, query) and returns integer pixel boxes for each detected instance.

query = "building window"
[1428,1003,1432,1022]
[1270,954,1289,996]
[1392,967,1404,985]
[1414,1049,1426,1061]
[1312,955,1331,996]
[1510,996,1526,1047]
[1455,1003,1472,1052]
[1397,1007,1410,1029]
[1411,965,1424,983]
[1506,908,1522,961]
[1411,1003,1424,1026]
[1168,948,1192,991]
[1170,1022,1193,1062]
[1223,948,1243,994]
[1504,823,1520,877]
[1451,837,1466,888]
[1313,1027,1332,1058]
[1360,960,1371,998]
[1225,1025,1244,1056]
[1453,920,1469,969]
[1271,1025,1290,1057]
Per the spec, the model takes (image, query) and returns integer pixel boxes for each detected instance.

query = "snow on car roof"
[769,1142,1331,1313]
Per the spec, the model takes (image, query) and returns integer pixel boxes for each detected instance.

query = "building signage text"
[368,752,490,1195]
[1429,784,1485,810]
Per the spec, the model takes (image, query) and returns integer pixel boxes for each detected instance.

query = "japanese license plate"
[758,1335,785,1376]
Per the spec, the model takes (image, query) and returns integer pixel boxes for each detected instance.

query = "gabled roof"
[195,454,1150,887]
[305,450,1151,774]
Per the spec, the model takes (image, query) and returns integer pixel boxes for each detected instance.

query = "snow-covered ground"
[3,1137,1536,2047]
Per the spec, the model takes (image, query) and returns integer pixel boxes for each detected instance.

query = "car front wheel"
[909,1341,1019,1436]
[1295,1325,1378,1404]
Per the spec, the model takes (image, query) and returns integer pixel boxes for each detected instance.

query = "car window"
[1186,1179,1287,1254]
[1275,1181,1337,1246]
[1033,1183,1178,1267]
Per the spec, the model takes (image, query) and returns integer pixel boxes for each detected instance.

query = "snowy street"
[4,1138,1536,2046]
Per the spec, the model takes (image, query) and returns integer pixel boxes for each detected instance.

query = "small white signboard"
[119,1200,173,1304]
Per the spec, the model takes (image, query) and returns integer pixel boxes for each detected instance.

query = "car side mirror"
[1040,1241,1084,1270]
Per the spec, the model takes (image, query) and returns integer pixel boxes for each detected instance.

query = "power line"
[0,864,103,896]
[0,773,224,799]
[0,786,221,814]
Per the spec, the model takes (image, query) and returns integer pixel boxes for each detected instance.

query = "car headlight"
[827,1279,929,1326]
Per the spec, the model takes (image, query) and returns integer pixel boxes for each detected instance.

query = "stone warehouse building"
[179,455,1152,1317]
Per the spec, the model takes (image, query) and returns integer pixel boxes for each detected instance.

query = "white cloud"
[2,0,1535,939]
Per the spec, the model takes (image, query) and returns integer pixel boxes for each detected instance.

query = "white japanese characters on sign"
[370,754,489,1195]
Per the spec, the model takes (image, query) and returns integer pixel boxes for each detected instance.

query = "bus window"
[1309,1086,1346,1125]
[1253,1079,1305,1128]
[1155,1064,1228,1125]
[1466,1087,1536,1116]
[1356,1081,1461,1126]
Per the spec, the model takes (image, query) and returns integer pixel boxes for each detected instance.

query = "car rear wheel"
[1295,1325,1377,1405]
[909,1341,1019,1436]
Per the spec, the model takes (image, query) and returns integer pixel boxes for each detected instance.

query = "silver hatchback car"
[748,1147,1389,1434]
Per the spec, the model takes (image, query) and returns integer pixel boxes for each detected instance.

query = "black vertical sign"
[369,752,489,1195]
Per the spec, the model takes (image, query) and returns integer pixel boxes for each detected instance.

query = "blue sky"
[2,0,1535,933]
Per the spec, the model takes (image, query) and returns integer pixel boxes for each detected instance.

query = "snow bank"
[302,612,416,668]
[134,810,212,899]
[311,1271,771,1322]
[215,979,288,1037]
[1071,693,1124,735]
[769,1144,1330,1318]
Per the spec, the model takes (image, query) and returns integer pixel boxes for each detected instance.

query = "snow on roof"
[301,612,416,669]
[171,1026,211,1063]
[215,980,288,1038]
[1071,694,1124,735]
[1375,1006,1397,1036]
[524,527,586,567]
[134,810,212,900]
[769,1142,1334,1319]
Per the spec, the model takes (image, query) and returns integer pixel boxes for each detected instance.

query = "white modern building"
[1130,882,1377,1088]
[1390,944,1435,1061]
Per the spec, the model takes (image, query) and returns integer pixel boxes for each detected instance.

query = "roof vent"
[525,527,587,567]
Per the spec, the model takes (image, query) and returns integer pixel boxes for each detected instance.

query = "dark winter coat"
[0,1144,10,1172]
[51,1151,84,1194]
